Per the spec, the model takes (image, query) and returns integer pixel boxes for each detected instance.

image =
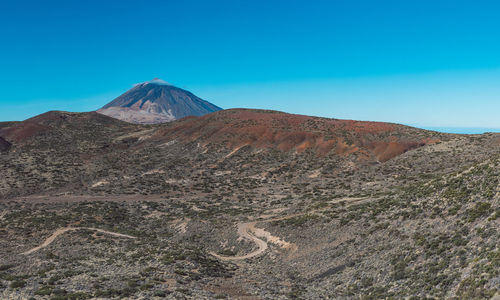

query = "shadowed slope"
[0,136,11,152]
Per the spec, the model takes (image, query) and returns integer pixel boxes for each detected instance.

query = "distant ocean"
[415,126,500,134]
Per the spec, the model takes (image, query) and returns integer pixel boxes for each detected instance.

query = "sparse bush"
[10,280,26,288]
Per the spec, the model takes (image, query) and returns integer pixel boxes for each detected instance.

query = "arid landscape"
[3,0,500,299]
[0,109,498,299]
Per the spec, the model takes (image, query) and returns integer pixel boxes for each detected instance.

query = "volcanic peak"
[136,78,172,86]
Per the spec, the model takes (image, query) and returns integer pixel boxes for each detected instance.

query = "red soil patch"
[156,109,434,162]
[0,122,49,143]
[0,111,75,143]
[0,111,125,144]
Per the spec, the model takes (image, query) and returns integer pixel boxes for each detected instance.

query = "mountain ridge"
[153,108,441,162]
[1,108,441,162]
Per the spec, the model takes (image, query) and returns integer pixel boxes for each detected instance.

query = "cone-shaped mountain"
[98,79,222,124]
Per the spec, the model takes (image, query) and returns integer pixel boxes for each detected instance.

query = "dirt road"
[211,197,371,261]
[210,214,303,261]
[22,227,136,255]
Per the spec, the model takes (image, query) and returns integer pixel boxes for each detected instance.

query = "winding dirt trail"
[22,227,136,255]
[211,197,371,261]
[211,222,269,261]
[210,219,290,261]
[211,213,306,261]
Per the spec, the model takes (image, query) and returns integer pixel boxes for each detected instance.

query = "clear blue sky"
[1,0,499,133]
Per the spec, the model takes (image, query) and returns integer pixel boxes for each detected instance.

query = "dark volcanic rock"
[97,78,222,124]
[0,136,11,152]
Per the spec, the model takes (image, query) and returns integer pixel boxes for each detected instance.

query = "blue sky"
[1,0,499,133]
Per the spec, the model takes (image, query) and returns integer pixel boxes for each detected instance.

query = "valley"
[0,109,498,299]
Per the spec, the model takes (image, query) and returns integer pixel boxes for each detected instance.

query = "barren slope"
[0,109,498,299]
[154,108,440,162]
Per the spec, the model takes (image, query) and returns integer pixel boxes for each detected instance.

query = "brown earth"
[1,108,438,163]
[154,109,439,162]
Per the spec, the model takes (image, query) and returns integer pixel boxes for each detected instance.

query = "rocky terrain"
[0,109,498,299]
[97,79,222,124]
[0,137,10,152]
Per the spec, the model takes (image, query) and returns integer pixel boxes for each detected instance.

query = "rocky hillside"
[97,79,222,124]
[0,109,498,299]
[154,109,440,162]
[0,108,449,198]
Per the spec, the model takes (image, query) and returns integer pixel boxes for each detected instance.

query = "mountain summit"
[97,79,222,124]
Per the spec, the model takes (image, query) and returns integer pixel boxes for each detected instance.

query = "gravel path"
[22,227,136,255]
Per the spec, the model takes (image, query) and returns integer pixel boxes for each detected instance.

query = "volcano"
[97,78,222,124]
